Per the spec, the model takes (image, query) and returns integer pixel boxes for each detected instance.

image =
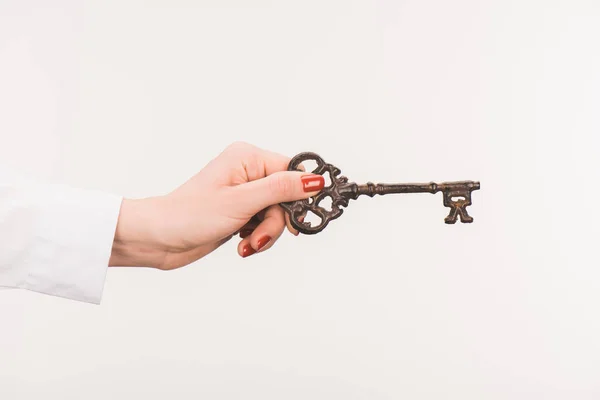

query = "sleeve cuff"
[16,183,123,304]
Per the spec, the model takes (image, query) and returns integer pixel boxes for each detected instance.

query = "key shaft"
[341,181,480,199]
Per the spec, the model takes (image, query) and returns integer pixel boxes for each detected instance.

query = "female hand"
[109,142,324,270]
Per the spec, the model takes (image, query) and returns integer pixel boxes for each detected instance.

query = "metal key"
[279,152,481,235]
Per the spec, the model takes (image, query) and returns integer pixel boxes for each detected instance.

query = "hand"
[109,142,324,270]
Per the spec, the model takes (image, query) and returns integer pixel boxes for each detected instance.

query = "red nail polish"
[242,244,256,258]
[302,175,325,192]
[240,229,253,239]
[257,235,272,250]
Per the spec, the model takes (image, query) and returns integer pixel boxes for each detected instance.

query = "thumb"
[231,171,325,216]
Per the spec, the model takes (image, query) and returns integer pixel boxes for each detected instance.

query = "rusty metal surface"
[279,152,481,235]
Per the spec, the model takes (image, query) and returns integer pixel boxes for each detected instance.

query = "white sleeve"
[0,167,122,304]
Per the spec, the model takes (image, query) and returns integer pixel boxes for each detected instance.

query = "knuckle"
[156,263,173,271]
[226,141,253,154]
[243,152,263,177]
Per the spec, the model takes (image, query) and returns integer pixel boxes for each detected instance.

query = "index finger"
[228,142,305,181]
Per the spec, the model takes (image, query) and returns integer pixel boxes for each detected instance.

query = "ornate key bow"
[279,152,480,235]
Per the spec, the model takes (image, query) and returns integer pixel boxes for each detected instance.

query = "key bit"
[279,152,481,235]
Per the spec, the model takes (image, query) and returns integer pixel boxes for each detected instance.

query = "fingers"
[241,207,300,237]
[222,142,307,182]
[237,208,269,238]
[237,205,285,257]
[222,142,317,240]
[284,163,305,235]
[231,171,325,217]
[239,219,259,238]
[285,213,298,236]
[239,206,300,237]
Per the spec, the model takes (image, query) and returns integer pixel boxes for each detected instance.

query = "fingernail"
[242,244,256,258]
[240,229,253,238]
[302,174,325,192]
[257,235,272,251]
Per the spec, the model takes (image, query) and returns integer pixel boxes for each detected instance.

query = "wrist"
[109,197,168,268]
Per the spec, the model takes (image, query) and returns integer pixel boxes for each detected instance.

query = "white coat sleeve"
[0,166,122,304]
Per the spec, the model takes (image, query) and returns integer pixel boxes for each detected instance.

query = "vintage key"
[280,152,480,235]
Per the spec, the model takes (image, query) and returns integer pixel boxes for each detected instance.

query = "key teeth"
[445,216,475,224]
[445,217,457,224]
[444,209,474,224]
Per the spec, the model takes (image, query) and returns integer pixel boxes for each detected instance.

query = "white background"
[1,1,600,399]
